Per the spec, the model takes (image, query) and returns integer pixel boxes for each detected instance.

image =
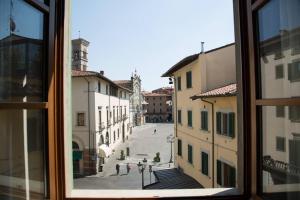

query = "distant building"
[114,71,145,127]
[143,90,173,123]
[72,38,89,71]
[162,43,238,188]
[71,38,131,177]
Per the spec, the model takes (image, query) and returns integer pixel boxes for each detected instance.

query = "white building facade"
[72,70,131,176]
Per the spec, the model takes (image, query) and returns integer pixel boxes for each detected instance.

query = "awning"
[98,144,112,158]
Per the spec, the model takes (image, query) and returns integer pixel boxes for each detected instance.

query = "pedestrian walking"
[153,129,157,134]
[116,163,120,175]
[126,163,131,174]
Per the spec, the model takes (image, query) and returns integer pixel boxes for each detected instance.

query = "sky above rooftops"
[72,0,234,91]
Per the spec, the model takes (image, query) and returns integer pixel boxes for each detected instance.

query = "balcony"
[98,122,105,132]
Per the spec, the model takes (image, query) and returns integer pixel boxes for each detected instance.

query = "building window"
[106,84,109,94]
[177,76,181,91]
[77,112,85,126]
[216,112,235,138]
[201,152,209,176]
[98,81,101,93]
[160,108,162,113]
[276,137,286,152]
[187,110,193,127]
[186,71,192,88]
[177,139,182,156]
[188,144,193,164]
[113,131,116,142]
[276,106,285,118]
[275,64,284,79]
[201,111,208,131]
[288,61,300,82]
[178,110,182,124]
[289,106,300,122]
[217,160,236,187]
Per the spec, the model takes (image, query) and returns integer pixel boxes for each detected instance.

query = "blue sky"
[72,0,235,91]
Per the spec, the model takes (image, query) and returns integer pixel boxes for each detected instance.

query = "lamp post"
[137,158,147,189]
[167,135,175,163]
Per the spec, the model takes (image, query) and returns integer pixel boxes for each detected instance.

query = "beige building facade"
[162,43,238,188]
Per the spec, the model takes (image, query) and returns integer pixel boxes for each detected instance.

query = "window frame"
[50,0,267,199]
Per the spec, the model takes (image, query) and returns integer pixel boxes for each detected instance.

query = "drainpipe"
[200,98,215,188]
[83,77,92,174]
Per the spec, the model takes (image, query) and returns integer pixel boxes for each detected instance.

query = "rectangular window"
[288,61,300,82]
[217,160,236,187]
[201,152,209,176]
[98,81,101,93]
[187,110,193,127]
[188,144,193,164]
[289,105,300,122]
[106,84,108,95]
[177,76,181,91]
[276,106,285,118]
[77,112,85,126]
[275,64,284,79]
[177,139,182,156]
[186,71,192,88]
[276,137,286,152]
[178,110,182,124]
[216,112,235,138]
[201,111,208,131]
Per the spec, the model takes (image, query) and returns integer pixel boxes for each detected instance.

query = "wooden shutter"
[178,140,182,156]
[188,145,193,164]
[202,152,208,176]
[216,112,222,134]
[217,160,222,185]
[228,112,235,138]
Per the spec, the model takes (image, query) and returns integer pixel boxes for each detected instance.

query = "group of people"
[116,163,131,175]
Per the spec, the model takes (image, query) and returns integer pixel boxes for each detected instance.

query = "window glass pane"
[0,109,47,199]
[257,0,300,99]
[0,0,46,102]
[261,106,300,194]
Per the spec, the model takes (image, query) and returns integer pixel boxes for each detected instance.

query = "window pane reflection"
[0,0,46,102]
[261,106,300,194]
[0,109,47,199]
[257,0,300,99]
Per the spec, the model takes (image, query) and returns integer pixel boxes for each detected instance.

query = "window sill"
[69,188,239,198]
[200,129,210,133]
[187,126,193,129]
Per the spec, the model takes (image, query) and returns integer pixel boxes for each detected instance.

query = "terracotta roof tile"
[191,83,236,99]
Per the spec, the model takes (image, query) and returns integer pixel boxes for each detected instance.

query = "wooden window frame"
[48,0,279,199]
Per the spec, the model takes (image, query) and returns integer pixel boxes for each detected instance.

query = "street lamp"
[137,158,147,189]
[167,134,175,163]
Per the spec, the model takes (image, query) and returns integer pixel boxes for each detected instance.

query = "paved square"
[74,123,174,189]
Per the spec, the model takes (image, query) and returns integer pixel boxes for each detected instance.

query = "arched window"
[72,141,80,150]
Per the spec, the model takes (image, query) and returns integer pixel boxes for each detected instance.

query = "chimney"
[100,70,104,75]
[201,42,205,53]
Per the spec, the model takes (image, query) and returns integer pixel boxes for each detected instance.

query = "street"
[74,123,174,189]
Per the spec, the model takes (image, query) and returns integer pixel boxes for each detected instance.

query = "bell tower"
[72,38,90,71]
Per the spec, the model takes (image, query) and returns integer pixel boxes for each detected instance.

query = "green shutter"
[216,112,222,134]
[188,145,193,164]
[217,160,222,185]
[188,111,192,127]
[178,140,182,156]
[229,166,236,187]
[201,111,204,130]
[178,110,181,123]
[201,152,208,176]
[228,112,235,138]
[205,112,208,130]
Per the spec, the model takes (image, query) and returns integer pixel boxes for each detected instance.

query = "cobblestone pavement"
[74,123,175,189]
